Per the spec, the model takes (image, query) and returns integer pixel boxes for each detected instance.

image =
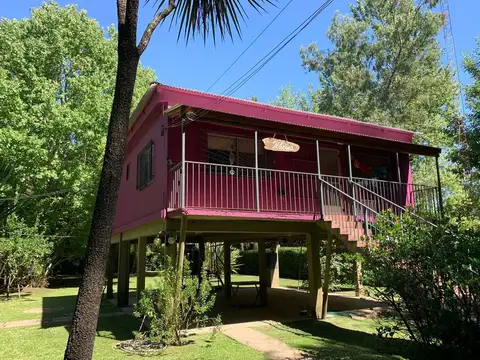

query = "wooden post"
[347,145,356,216]
[354,259,364,297]
[306,233,323,318]
[198,237,205,283]
[136,237,147,302]
[258,240,268,305]
[255,131,260,212]
[321,234,333,319]
[435,155,444,216]
[117,235,130,307]
[224,241,232,298]
[269,242,280,288]
[106,243,116,299]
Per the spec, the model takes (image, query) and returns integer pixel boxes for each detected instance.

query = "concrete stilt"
[306,233,323,318]
[258,240,268,306]
[224,241,232,298]
[117,236,130,307]
[136,237,147,302]
[321,233,333,319]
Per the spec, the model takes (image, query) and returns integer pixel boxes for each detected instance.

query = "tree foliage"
[365,212,480,356]
[0,2,155,269]
[299,0,458,147]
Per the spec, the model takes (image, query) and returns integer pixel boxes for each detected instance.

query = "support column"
[224,241,232,298]
[106,243,116,299]
[136,237,147,302]
[354,259,364,297]
[306,233,323,318]
[176,216,187,276]
[269,242,280,288]
[435,155,444,216]
[198,237,205,283]
[117,235,130,307]
[321,234,333,319]
[258,240,268,306]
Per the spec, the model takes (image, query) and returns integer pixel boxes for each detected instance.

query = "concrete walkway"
[222,325,306,360]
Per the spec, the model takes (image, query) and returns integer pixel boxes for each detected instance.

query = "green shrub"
[238,246,355,285]
[365,211,480,357]
[134,259,219,346]
[0,215,52,297]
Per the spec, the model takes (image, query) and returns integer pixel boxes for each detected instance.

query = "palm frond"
[146,0,274,43]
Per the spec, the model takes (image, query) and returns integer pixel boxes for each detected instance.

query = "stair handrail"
[319,177,386,222]
[350,180,437,228]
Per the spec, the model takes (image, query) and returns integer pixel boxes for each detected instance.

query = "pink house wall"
[113,109,168,234]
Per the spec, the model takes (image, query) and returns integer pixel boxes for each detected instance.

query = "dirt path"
[0,311,125,329]
[222,325,307,360]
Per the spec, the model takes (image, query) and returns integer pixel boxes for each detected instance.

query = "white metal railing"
[167,161,440,220]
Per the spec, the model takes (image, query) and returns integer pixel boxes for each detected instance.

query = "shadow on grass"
[276,320,442,360]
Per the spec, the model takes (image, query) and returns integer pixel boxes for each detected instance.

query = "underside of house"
[107,83,442,318]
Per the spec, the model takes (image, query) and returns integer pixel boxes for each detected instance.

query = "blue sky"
[2,0,479,103]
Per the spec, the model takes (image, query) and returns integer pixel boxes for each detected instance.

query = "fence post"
[255,131,260,212]
[347,145,356,216]
[316,140,325,219]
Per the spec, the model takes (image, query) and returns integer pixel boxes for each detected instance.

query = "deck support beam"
[306,233,323,318]
[198,237,205,283]
[269,242,280,288]
[136,237,147,302]
[321,233,333,319]
[354,259,364,297]
[258,239,268,306]
[117,235,130,307]
[224,241,232,298]
[106,243,116,300]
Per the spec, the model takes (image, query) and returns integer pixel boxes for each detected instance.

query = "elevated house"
[107,83,442,318]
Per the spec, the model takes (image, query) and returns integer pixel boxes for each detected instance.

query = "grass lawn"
[0,315,268,360]
[254,316,435,360]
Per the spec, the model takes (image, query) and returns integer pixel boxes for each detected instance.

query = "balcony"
[167,161,440,220]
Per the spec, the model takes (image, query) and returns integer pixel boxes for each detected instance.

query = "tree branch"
[138,0,177,55]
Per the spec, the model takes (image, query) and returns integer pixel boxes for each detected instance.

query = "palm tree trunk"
[64,2,140,357]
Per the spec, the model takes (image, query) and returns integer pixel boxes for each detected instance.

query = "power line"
[206,0,295,93]
[187,0,335,122]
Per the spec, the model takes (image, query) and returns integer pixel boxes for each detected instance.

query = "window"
[207,134,267,169]
[137,141,154,189]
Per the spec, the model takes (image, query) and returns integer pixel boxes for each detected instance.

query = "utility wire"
[205,0,295,93]
[185,0,335,122]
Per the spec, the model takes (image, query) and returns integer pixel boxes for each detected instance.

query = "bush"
[0,215,52,297]
[239,246,355,286]
[134,259,219,346]
[365,211,480,357]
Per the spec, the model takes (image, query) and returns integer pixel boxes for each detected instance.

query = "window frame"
[206,133,267,172]
[136,141,154,190]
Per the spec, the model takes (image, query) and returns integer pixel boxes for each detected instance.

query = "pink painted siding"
[113,109,168,234]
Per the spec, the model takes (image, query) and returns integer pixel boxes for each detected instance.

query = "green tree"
[271,84,317,112]
[65,1,272,359]
[365,212,480,356]
[300,0,458,147]
[447,37,480,222]
[0,3,155,269]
